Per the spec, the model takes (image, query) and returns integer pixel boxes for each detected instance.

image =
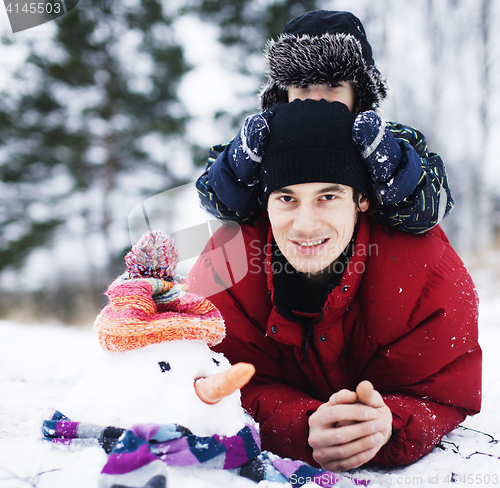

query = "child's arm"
[353,113,453,233]
[196,143,262,222]
[198,110,453,232]
[196,112,274,223]
[381,122,453,232]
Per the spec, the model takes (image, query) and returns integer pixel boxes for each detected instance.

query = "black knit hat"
[260,99,368,200]
[259,10,388,113]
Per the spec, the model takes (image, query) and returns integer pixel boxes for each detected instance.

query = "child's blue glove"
[206,110,274,215]
[227,110,274,185]
[352,111,402,182]
[352,111,422,205]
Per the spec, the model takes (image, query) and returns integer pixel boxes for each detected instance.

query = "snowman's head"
[60,340,253,437]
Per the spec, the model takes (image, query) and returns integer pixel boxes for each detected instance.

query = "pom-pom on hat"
[124,230,181,281]
[259,10,388,113]
[94,231,225,352]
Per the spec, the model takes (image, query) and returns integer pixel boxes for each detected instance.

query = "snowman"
[43,231,365,488]
[59,230,254,438]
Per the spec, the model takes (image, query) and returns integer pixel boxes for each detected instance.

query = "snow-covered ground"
[0,257,499,487]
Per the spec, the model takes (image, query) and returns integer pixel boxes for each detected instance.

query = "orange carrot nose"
[195,362,255,404]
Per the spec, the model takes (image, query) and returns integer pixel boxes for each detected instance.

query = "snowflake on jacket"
[196,118,453,233]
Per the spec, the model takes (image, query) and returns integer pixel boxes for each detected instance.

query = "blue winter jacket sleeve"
[196,123,454,231]
[374,122,454,233]
[196,143,262,223]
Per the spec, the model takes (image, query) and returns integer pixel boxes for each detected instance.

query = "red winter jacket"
[188,214,481,467]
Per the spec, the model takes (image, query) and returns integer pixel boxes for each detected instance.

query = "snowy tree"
[0,0,191,283]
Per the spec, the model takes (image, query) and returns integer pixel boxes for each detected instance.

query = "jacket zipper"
[300,311,323,364]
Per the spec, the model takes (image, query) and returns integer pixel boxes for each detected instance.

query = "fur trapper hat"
[259,10,388,113]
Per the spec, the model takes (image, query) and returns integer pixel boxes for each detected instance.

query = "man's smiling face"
[267,182,368,275]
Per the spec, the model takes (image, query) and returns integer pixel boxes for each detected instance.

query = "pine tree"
[0,0,191,280]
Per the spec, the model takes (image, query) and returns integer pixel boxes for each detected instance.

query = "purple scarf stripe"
[154,437,199,466]
[102,444,158,475]
[131,423,160,441]
[56,421,79,438]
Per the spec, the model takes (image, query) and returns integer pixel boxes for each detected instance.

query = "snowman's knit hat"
[94,231,225,352]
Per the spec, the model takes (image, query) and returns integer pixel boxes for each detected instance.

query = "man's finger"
[326,388,358,406]
[356,380,387,409]
[310,403,377,431]
[355,380,374,405]
[309,413,384,448]
[312,430,385,472]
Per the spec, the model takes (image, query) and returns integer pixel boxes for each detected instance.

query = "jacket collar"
[265,215,371,320]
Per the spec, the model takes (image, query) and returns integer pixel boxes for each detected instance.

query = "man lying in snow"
[189,99,482,471]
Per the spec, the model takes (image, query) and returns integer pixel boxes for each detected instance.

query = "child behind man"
[196,10,452,234]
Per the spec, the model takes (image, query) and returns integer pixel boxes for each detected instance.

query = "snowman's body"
[60,340,247,437]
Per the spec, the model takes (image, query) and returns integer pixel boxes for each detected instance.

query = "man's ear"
[358,195,370,213]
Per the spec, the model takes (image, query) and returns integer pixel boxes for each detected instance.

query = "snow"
[0,273,499,487]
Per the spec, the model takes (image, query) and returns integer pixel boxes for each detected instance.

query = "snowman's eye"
[158,361,171,372]
[212,358,220,366]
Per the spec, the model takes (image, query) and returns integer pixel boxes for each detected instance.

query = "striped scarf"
[42,410,369,487]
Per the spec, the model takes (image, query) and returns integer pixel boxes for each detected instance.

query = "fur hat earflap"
[259,80,288,112]
[259,10,388,113]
